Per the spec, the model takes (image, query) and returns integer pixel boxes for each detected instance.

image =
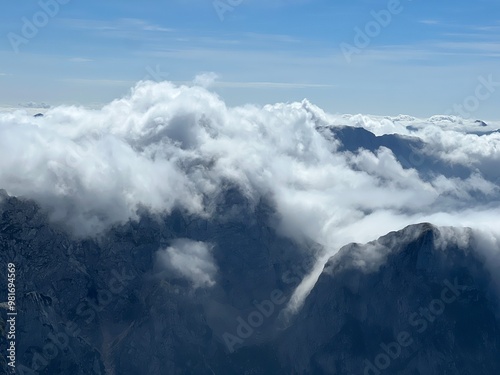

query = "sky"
[0,0,499,118]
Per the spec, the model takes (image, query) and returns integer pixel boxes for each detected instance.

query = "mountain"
[0,189,315,375]
[325,125,472,180]
[1,87,500,374]
[278,223,500,374]
[1,191,499,375]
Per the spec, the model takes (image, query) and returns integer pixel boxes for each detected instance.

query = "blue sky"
[1,0,499,118]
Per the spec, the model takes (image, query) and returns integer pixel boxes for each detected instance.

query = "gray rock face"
[279,223,500,374]
[0,189,314,374]
[1,192,499,375]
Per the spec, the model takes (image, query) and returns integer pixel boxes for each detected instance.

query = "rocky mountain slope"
[279,223,500,374]
[1,189,499,374]
[0,188,315,375]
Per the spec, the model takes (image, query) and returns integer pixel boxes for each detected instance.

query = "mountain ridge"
[1,190,499,374]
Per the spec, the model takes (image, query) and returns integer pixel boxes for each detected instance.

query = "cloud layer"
[1,78,499,261]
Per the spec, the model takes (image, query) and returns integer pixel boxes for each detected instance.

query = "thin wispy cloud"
[68,57,94,63]
[1,0,499,118]
[58,17,175,36]
[435,41,500,55]
[242,32,302,43]
[61,78,135,86]
[212,81,334,89]
[18,102,51,109]
[419,19,439,25]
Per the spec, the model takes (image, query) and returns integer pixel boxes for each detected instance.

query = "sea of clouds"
[1,78,500,304]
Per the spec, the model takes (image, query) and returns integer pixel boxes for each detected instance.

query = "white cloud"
[1,78,500,307]
[68,57,94,63]
[193,72,219,88]
[1,79,499,240]
[157,239,217,288]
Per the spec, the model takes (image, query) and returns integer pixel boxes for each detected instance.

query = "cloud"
[0,79,499,239]
[419,19,439,25]
[193,72,219,88]
[18,102,51,109]
[61,78,134,86]
[190,73,330,90]
[157,239,217,288]
[57,18,175,42]
[1,78,500,307]
[212,81,334,89]
[68,57,94,63]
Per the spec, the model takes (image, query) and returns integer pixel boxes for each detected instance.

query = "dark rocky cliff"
[0,189,315,374]
[1,191,499,375]
[279,223,500,374]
